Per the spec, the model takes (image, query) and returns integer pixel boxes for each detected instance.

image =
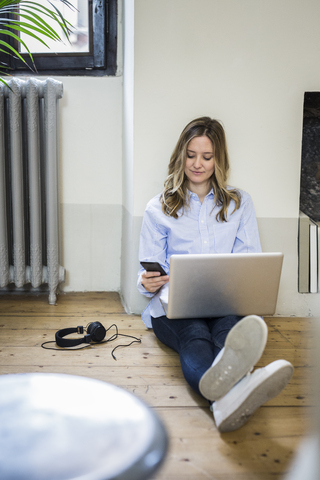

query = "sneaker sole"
[199,315,268,401]
[216,361,294,433]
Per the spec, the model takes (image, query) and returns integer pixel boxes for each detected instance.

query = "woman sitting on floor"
[137,116,293,432]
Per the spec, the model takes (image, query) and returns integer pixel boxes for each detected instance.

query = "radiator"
[0,78,65,304]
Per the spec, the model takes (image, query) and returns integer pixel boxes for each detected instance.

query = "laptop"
[159,252,283,319]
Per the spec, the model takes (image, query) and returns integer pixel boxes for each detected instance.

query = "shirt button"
[201,220,204,223]
[204,240,207,244]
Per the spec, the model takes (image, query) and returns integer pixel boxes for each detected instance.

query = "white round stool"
[0,373,168,480]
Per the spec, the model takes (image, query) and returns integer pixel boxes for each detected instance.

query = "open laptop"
[159,252,283,319]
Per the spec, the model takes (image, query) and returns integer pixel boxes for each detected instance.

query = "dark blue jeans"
[151,315,243,398]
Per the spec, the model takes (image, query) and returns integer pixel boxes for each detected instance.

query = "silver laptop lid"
[165,252,283,319]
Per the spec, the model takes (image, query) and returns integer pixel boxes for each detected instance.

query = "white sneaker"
[213,359,294,433]
[199,315,268,401]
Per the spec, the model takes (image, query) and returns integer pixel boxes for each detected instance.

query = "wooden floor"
[0,292,315,480]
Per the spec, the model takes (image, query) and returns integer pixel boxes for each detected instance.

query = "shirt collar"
[188,188,214,200]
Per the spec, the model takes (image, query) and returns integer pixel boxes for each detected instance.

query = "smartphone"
[140,261,167,276]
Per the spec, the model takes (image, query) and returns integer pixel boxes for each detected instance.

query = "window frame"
[0,0,117,76]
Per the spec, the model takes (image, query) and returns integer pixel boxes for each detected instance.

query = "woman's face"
[184,135,215,191]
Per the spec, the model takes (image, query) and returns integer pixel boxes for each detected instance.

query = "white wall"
[121,0,138,312]
[133,0,319,218]
[44,0,320,316]
[58,75,123,292]
[121,0,320,316]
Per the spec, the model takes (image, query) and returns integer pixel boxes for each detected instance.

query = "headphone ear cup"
[87,322,106,342]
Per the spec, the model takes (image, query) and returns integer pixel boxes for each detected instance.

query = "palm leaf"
[0,27,35,57]
[0,38,28,63]
[20,2,73,36]
[4,12,65,39]
[1,23,53,50]
[19,9,71,37]
[2,19,63,41]
[0,0,74,82]
[23,0,73,39]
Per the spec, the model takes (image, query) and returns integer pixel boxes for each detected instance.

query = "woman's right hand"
[141,270,169,293]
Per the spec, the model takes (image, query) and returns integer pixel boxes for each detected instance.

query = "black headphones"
[55,322,107,348]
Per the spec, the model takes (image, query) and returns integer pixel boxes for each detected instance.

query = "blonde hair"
[161,117,241,222]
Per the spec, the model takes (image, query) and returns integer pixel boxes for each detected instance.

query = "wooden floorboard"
[0,292,315,479]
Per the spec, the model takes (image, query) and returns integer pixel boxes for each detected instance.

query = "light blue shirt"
[137,188,261,328]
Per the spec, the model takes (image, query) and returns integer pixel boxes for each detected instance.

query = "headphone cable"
[41,323,141,360]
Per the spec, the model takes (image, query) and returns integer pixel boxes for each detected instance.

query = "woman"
[137,117,293,432]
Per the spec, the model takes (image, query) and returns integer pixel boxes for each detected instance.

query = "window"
[0,0,117,76]
[20,0,90,55]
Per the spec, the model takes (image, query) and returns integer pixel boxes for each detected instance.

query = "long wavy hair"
[161,117,241,222]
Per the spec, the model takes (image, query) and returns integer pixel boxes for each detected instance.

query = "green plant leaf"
[22,0,73,34]
[0,0,74,87]
[0,27,35,56]
[0,24,48,54]
[2,20,60,41]
[6,13,62,40]
[19,9,70,37]
[0,38,28,64]
[19,4,73,32]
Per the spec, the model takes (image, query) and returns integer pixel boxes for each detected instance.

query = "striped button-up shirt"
[137,188,261,327]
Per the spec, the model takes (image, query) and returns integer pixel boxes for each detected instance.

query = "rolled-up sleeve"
[137,199,169,297]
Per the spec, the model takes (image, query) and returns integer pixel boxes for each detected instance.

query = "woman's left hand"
[141,270,169,293]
